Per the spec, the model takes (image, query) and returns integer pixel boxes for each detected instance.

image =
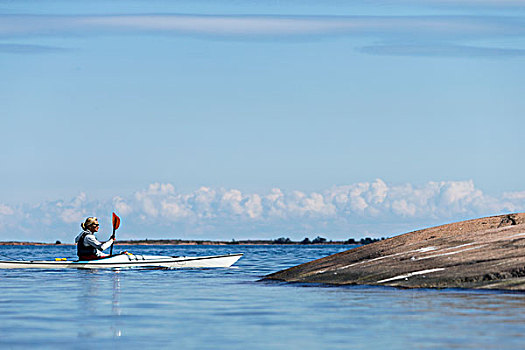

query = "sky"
[1,0,524,242]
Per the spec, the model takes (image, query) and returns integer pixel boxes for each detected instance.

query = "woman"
[75,217,115,260]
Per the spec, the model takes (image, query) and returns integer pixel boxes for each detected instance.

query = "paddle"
[110,212,120,256]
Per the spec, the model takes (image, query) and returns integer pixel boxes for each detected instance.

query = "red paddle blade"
[112,212,121,230]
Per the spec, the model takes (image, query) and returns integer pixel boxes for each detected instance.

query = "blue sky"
[1,0,524,242]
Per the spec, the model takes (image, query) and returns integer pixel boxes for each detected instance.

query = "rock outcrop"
[264,213,525,291]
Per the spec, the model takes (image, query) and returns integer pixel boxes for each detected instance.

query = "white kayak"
[0,252,243,269]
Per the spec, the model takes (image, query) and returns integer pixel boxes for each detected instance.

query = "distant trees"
[273,237,292,244]
[272,236,327,244]
[270,236,387,245]
[311,236,327,244]
[359,237,376,245]
[357,237,386,245]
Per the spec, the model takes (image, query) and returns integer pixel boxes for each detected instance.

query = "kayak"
[0,252,243,269]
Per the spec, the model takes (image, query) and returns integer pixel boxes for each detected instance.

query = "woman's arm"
[84,234,114,251]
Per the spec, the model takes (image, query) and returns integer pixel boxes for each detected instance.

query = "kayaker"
[75,217,115,260]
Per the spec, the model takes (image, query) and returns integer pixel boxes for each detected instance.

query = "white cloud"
[71,192,87,207]
[140,198,159,218]
[350,195,369,214]
[220,189,245,216]
[245,194,263,219]
[1,179,524,241]
[59,208,84,224]
[187,186,217,219]
[369,179,388,204]
[302,192,336,216]
[161,200,192,220]
[112,196,133,216]
[142,182,175,196]
[439,179,482,208]
[1,14,524,57]
[503,191,525,200]
[265,188,287,218]
[392,199,418,216]
[0,204,14,216]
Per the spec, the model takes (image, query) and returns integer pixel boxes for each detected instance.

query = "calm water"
[1,245,524,350]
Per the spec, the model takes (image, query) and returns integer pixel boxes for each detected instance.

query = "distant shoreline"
[0,238,383,246]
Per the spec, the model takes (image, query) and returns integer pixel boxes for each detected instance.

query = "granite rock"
[264,213,525,291]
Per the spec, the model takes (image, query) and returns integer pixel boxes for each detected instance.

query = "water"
[1,245,525,349]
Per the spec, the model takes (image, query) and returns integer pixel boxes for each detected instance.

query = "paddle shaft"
[110,226,116,256]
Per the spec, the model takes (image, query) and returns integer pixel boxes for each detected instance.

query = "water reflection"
[76,270,122,339]
[111,270,122,338]
[76,271,100,338]
[79,271,101,314]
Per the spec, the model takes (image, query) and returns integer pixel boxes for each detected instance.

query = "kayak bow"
[0,253,243,269]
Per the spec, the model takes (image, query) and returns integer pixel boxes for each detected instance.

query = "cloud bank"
[1,179,523,242]
[1,14,524,57]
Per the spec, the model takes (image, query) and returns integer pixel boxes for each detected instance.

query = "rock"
[263,213,525,291]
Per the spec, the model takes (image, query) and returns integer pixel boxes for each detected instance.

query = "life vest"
[77,231,98,259]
